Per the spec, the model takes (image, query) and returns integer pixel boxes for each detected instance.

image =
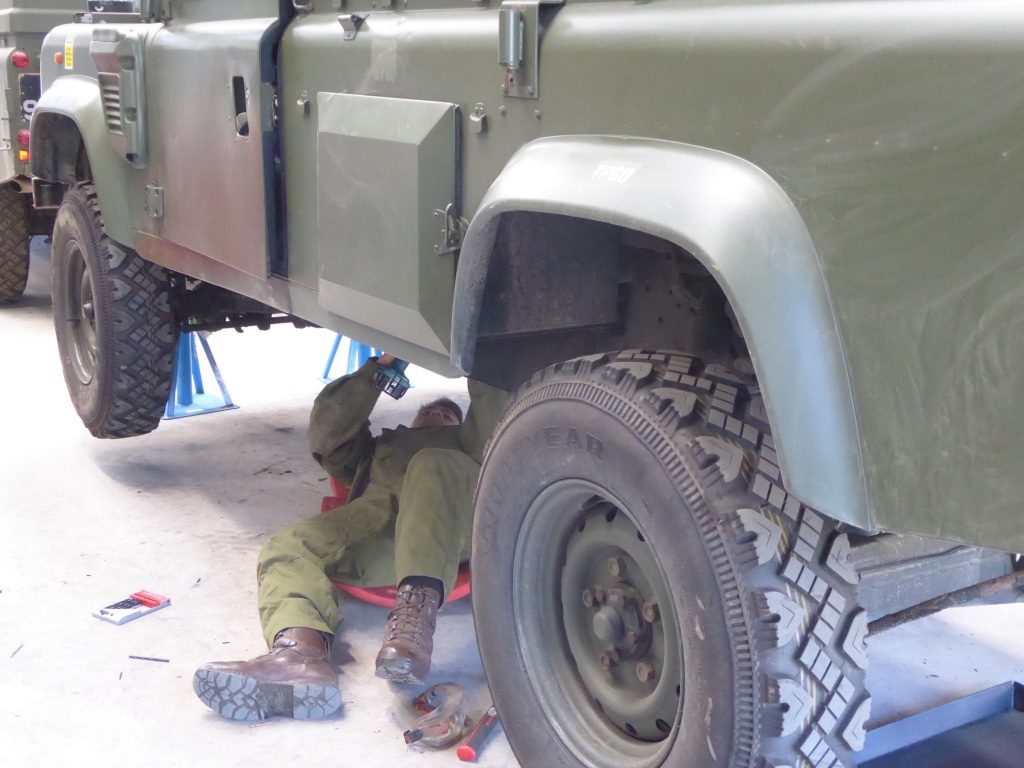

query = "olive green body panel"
[132,228,462,376]
[31,74,143,246]
[141,16,277,280]
[278,10,493,294]
[31,2,1024,552]
[315,92,459,355]
[452,135,868,530]
[277,1,1024,552]
[0,1,81,36]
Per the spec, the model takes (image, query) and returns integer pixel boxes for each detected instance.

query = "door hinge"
[434,203,467,256]
[498,0,563,100]
[146,184,164,220]
[338,14,366,41]
[139,0,172,22]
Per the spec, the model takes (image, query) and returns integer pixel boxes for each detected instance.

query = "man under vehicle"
[192,354,510,721]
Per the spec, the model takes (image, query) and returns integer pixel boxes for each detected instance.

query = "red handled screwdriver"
[456,705,500,762]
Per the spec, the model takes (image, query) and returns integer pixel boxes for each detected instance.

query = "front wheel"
[51,184,177,437]
[472,351,870,768]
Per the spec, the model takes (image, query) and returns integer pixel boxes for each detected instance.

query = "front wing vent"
[99,73,123,135]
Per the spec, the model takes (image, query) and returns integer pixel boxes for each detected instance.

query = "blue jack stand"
[163,332,238,420]
[321,335,379,383]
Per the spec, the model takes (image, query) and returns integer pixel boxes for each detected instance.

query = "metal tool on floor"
[404,682,469,749]
[457,704,500,762]
[164,331,238,419]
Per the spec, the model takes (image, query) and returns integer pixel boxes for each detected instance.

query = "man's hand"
[378,353,398,368]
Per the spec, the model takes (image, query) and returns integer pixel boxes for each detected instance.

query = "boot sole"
[374,657,426,686]
[192,668,341,721]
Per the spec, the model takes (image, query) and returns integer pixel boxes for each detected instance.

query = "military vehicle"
[0,0,79,303]
[29,1,1024,766]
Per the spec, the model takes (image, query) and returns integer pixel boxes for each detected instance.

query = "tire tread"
[486,349,868,768]
[0,185,29,304]
[54,184,176,438]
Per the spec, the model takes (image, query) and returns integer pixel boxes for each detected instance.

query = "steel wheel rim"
[512,479,682,767]
[66,242,98,385]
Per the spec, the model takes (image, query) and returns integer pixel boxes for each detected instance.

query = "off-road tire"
[472,350,870,768]
[0,184,30,304]
[51,184,177,438]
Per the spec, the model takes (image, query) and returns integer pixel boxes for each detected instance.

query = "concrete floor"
[2,238,1022,767]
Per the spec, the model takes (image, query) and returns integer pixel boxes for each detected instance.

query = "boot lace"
[385,586,438,642]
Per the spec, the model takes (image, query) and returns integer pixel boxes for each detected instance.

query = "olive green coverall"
[256,360,510,647]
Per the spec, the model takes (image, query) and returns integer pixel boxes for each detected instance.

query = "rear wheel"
[472,350,870,768]
[51,184,177,437]
[0,184,30,304]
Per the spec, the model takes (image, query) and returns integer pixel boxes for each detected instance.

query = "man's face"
[411,404,462,429]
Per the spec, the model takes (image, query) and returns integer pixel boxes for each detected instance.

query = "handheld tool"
[403,682,468,749]
[373,357,411,399]
[457,705,500,762]
[93,589,170,625]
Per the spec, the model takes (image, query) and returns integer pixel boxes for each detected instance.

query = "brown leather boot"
[192,627,341,721]
[374,583,441,684]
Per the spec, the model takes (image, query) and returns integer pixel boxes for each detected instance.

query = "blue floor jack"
[321,335,379,383]
[163,331,238,419]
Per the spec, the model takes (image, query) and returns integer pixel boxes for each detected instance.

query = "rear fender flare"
[453,135,869,529]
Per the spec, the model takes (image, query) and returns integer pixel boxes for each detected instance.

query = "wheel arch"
[30,76,138,248]
[453,135,870,530]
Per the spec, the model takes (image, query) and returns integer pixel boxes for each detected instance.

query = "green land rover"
[28,2,1024,766]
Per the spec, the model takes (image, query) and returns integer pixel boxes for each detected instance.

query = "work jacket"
[307,359,510,501]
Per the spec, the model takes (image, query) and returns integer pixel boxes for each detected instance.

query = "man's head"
[411,397,464,429]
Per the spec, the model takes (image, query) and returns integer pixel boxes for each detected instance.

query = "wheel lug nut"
[599,650,620,670]
[636,661,656,682]
[582,589,596,607]
[608,556,627,577]
[642,600,660,623]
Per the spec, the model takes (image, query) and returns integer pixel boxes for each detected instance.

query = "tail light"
[17,130,30,148]
[11,51,29,69]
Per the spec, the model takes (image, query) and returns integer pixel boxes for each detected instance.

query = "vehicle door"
[142,0,284,280]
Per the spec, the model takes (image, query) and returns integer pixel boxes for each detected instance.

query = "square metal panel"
[316,92,458,355]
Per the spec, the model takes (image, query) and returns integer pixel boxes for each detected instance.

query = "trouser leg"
[257,495,393,647]
[394,448,480,599]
